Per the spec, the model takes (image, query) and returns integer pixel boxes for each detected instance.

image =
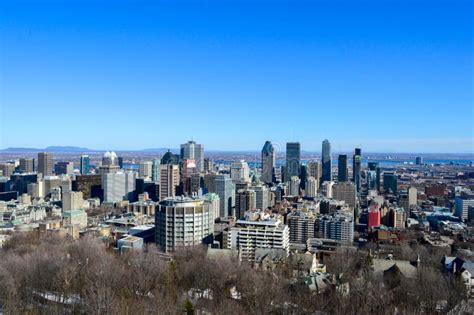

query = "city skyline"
[1,0,472,153]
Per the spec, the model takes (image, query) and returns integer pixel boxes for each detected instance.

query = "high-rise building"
[19,158,35,173]
[80,155,90,175]
[38,152,53,176]
[161,150,180,165]
[305,176,318,198]
[286,142,301,179]
[103,171,136,203]
[63,191,84,211]
[352,148,362,193]
[367,205,381,228]
[289,176,301,196]
[55,161,74,175]
[455,190,474,220]
[235,189,256,219]
[223,211,290,261]
[180,140,204,172]
[408,187,417,207]
[253,184,269,211]
[337,155,348,182]
[151,159,160,182]
[383,172,398,195]
[155,196,214,252]
[99,152,120,186]
[139,161,153,179]
[415,156,423,165]
[261,141,276,184]
[332,181,357,208]
[230,160,250,183]
[307,160,322,182]
[204,158,213,173]
[318,212,354,243]
[321,140,331,182]
[215,174,235,217]
[287,211,316,244]
[159,164,180,200]
[0,163,16,177]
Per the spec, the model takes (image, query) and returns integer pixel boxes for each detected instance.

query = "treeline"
[0,233,467,314]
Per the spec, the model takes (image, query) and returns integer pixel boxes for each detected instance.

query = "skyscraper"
[289,176,301,196]
[286,142,301,179]
[261,141,275,184]
[307,160,322,182]
[337,155,348,182]
[305,176,318,198]
[215,174,235,217]
[352,148,362,193]
[19,158,35,173]
[104,171,136,203]
[151,159,160,182]
[159,164,180,200]
[139,161,153,179]
[230,160,250,183]
[180,140,204,172]
[383,172,398,195]
[321,140,331,182]
[80,155,90,175]
[38,152,53,176]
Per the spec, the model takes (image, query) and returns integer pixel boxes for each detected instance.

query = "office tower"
[307,160,322,182]
[103,171,136,203]
[38,152,53,176]
[99,152,120,186]
[204,158,213,173]
[253,184,269,211]
[63,191,84,211]
[215,174,235,217]
[321,181,334,198]
[223,212,290,261]
[203,192,220,221]
[367,205,381,228]
[408,187,417,207]
[72,175,102,200]
[0,163,16,177]
[455,190,474,220]
[321,140,331,182]
[55,161,74,175]
[389,207,407,228]
[383,172,398,195]
[159,164,180,200]
[352,148,361,193]
[305,176,318,198]
[286,142,301,179]
[117,156,124,169]
[10,173,38,195]
[287,211,316,244]
[318,213,354,243]
[180,140,204,172]
[415,156,423,165]
[376,166,381,192]
[332,181,357,208]
[180,159,197,194]
[299,165,308,190]
[230,160,250,183]
[337,155,348,182]
[261,141,276,184]
[151,159,160,182]
[155,196,214,252]
[161,150,180,165]
[19,158,34,173]
[139,161,153,179]
[235,189,256,219]
[289,176,301,196]
[102,151,118,166]
[190,173,202,195]
[27,181,45,199]
[80,155,90,175]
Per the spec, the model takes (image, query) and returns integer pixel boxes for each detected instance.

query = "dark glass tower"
[80,155,90,175]
[337,155,348,182]
[261,141,276,184]
[321,139,331,182]
[352,148,362,193]
[286,142,301,179]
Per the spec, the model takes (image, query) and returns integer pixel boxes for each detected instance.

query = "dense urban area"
[0,141,473,313]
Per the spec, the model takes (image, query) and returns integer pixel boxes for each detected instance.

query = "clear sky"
[0,0,472,153]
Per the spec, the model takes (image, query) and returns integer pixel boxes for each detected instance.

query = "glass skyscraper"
[337,154,348,182]
[286,142,301,179]
[321,139,331,182]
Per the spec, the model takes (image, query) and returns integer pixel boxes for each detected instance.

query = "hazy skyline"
[1,0,472,153]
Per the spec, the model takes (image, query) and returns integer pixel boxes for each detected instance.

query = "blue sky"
[0,0,472,153]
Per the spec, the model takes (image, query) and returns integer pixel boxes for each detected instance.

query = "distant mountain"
[1,146,96,153]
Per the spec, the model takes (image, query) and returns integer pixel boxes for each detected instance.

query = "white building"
[230,160,251,183]
[289,176,301,196]
[104,171,136,203]
[63,191,85,211]
[223,211,290,261]
[408,186,418,207]
[305,176,318,198]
